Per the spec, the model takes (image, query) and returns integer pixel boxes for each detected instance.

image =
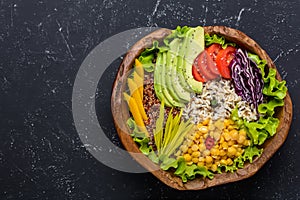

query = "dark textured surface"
[0,0,299,199]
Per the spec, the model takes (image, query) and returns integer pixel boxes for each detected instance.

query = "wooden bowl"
[111,26,293,190]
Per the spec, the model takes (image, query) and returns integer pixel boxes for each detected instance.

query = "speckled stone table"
[1,0,299,199]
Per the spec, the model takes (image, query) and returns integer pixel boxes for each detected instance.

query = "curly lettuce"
[231,53,287,146]
[219,146,263,173]
[204,33,236,48]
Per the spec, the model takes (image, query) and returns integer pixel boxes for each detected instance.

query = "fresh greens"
[230,52,287,145]
[218,146,263,173]
[204,33,236,48]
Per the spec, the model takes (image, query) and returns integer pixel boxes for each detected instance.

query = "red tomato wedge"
[206,44,222,61]
[195,51,219,82]
[215,46,236,79]
[192,64,205,82]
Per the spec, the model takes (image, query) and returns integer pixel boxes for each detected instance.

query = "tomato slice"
[206,44,222,61]
[196,51,218,81]
[192,64,205,82]
[215,46,236,79]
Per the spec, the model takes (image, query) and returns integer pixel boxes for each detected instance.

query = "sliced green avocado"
[161,52,184,107]
[165,50,182,103]
[154,53,172,107]
[168,38,191,103]
[181,27,205,93]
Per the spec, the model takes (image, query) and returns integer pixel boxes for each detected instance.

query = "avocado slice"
[165,50,182,103]
[168,38,191,103]
[161,52,184,107]
[154,53,172,107]
[181,27,205,93]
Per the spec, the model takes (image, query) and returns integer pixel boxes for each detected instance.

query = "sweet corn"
[192,151,200,158]
[187,148,193,154]
[199,143,206,152]
[183,154,192,162]
[199,126,208,134]
[191,144,199,151]
[210,148,219,156]
[203,150,210,157]
[192,157,199,163]
[205,156,213,164]
[197,162,204,167]
[211,164,218,172]
[226,158,233,166]
[202,118,210,126]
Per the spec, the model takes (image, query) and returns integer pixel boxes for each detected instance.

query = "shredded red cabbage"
[230,49,264,109]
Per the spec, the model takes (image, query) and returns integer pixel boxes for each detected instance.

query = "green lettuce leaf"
[204,33,236,48]
[218,146,263,173]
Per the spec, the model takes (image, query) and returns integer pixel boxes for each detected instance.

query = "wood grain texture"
[111,26,293,190]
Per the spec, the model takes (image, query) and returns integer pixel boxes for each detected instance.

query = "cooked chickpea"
[237,135,246,144]
[227,146,237,157]
[199,143,206,152]
[230,129,239,140]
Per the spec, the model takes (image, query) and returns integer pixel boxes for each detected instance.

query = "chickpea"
[199,126,208,134]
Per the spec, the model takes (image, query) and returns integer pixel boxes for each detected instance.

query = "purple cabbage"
[230,49,264,109]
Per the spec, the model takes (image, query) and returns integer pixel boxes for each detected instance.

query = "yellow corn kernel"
[183,154,192,162]
[219,136,225,144]
[228,125,234,131]
[198,157,205,162]
[180,144,188,153]
[192,151,200,158]
[227,146,237,157]
[220,159,227,165]
[197,162,204,167]
[226,158,233,166]
[227,140,235,147]
[191,144,199,151]
[215,160,221,166]
[237,135,246,144]
[206,162,212,168]
[202,118,210,126]
[197,123,203,129]
[192,157,199,163]
[219,150,226,157]
[222,142,228,149]
[210,148,220,156]
[211,164,218,172]
[187,148,193,154]
[205,156,213,164]
[203,150,210,157]
[187,161,193,166]
[174,150,181,157]
[236,151,242,157]
[195,133,200,139]
[199,143,206,152]
[199,126,208,134]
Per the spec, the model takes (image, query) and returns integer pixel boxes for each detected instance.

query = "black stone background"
[1,0,300,199]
